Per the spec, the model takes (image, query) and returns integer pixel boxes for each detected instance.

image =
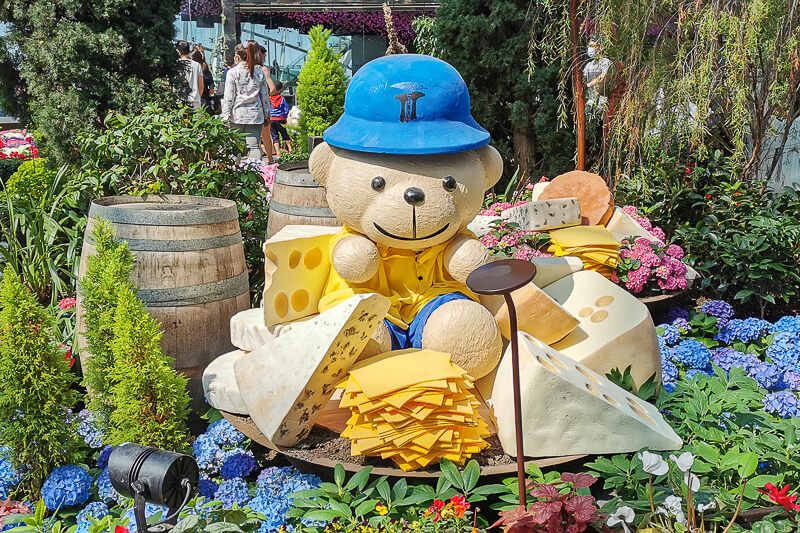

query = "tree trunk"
[513,128,536,181]
[221,0,237,67]
[570,0,586,170]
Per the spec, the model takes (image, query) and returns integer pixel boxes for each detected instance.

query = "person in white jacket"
[221,42,276,160]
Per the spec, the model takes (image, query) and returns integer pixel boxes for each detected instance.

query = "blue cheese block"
[501,197,581,231]
[234,293,391,447]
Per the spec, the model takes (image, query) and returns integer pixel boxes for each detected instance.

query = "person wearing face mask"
[583,35,613,112]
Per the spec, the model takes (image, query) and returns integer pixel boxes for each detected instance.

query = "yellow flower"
[376,503,389,516]
[411,522,421,530]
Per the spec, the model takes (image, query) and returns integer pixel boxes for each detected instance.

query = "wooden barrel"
[266,161,340,238]
[76,195,251,410]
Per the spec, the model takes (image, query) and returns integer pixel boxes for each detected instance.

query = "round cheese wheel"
[538,171,614,226]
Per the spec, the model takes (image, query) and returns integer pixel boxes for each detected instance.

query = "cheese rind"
[543,270,661,389]
[530,256,584,288]
[230,308,312,352]
[493,283,579,344]
[262,225,341,327]
[500,197,581,231]
[466,215,502,239]
[491,333,682,456]
[235,293,390,447]
[202,349,249,415]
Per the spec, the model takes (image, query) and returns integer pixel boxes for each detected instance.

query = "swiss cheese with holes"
[491,332,682,456]
[542,270,662,390]
[262,225,341,327]
[235,293,390,447]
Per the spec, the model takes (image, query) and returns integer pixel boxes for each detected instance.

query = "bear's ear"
[308,142,336,187]
[474,144,503,189]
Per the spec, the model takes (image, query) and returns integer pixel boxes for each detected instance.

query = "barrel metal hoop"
[139,270,249,306]
[89,196,239,226]
[273,171,324,188]
[89,232,244,252]
[268,200,336,218]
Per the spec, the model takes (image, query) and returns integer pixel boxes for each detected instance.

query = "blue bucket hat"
[323,54,490,155]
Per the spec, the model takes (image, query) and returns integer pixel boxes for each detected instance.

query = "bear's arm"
[332,235,380,283]
[443,234,492,284]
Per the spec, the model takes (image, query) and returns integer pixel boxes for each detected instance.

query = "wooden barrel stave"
[266,161,339,238]
[77,195,250,410]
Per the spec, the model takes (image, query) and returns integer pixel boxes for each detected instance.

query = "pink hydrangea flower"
[499,235,518,247]
[262,163,277,190]
[666,244,684,259]
[513,201,528,207]
[636,217,653,231]
[59,297,77,310]
[478,209,498,216]
[625,266,651,293]
[480,234,499,248]
[529,249,553,258]
[649,227,666,242]
[639,251,661,267]
[622,205,639,217]
[634,237,652,247]
[512,246,533,260]
[525,183,535,190]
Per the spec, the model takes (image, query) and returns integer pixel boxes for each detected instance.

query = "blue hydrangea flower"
[250,467,322,533]
[749,362,782,390]
[658,336,676,363]
[192,434,224,473]
[207,420,246,447]
[41,465,93,510]
[674,340,712,369]
[711,348,760,373]
[658,324,681,346]
[198,479,218,499]
[662,359,678,386]
[220,451,258,480]
[672,318,692,333]
[660,305,689,324]
[715,318,775,344]
[96,467,122,504]
[0,449,23,500]
[74,522,91,533]
[685,368,713,381]
[781,370,800,391]
[766,332,800,372]
[214,478,251,509]
[763,391,800,418]
[96,446,113,469]
[700,300,734,319]
[774,316,800,336]
[76,410,104,449]
[123,503,167,530]
[76,502,109,524]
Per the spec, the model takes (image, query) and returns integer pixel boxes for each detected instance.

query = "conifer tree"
[0,267,82,498]
[296,25,347,153]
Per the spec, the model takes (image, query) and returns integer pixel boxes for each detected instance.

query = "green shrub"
[80,219,136,428]
[74,105,268,302]
[0,159,22,185]
[0,267,82,498]
[108,284,190,451]
[296,25,347,155]
[0,158,56,204]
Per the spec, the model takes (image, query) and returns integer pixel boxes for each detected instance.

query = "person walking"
[177,40,204,110]
[269,81,293,159]
[191,49,216,113]
[221,42,276,160]
[257,45,276,163]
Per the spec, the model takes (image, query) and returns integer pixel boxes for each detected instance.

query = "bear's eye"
[371,176,385,192]
[442,175,457,192]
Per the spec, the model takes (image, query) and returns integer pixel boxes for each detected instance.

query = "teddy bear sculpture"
[308,55,505,379]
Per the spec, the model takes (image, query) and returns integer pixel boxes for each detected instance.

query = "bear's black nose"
[404,187,425,206]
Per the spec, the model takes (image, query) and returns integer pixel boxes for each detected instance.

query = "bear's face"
[310,143,503,251]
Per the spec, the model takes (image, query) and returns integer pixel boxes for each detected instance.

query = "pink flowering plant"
[480,221,552,260]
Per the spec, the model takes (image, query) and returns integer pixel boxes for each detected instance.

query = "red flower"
[539,176,549,183]
[426,499,445,522]
[758,483,800,512]
[706,194,712,198]
[115,527,130,533]
[450,495,470,517]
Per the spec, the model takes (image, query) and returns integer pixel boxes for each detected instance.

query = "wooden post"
[221,0,238,66]
[570,0,586,170]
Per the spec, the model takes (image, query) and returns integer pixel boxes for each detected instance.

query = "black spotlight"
[109,443,199,533]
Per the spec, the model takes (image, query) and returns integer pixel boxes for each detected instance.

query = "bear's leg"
[357,320,393,361]
[421,300,502,379]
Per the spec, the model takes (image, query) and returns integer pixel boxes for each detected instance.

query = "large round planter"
[76,195,251,410]
[265,161,340,238]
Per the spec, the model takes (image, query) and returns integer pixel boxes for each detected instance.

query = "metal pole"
[570,0,586,170]
[504,293,527,509]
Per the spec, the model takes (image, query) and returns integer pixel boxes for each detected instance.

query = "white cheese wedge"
[501,197,581,231]
[542,270,661,389]
[235,293,390,447]
[262,225,341,327]
[531,182,549,201]
[466,215,502,239]
[230,308,311,352]
[493,283,579,344]
[202,349,249,415]
[530,256,584,288]
[491,332,682,457]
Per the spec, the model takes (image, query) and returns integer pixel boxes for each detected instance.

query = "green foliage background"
[0,267,82,498]
[0,0,184,165]
[0,158,56,204]
[296,25,347,154]
[432,0,576,183]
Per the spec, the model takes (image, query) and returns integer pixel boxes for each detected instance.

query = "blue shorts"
[384,292,471,351]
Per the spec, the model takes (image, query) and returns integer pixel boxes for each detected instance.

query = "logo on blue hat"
[323,55,490,155]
